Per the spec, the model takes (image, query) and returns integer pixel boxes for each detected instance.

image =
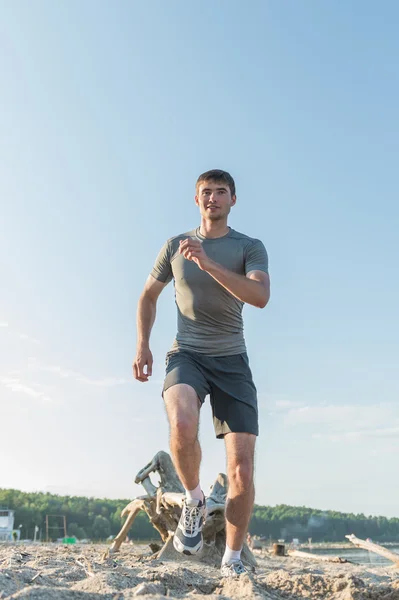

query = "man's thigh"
[224,431,256,466]
[163,351,211,430]
[163,383,201,431]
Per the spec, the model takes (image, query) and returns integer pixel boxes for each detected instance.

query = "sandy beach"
[1,543,398,599]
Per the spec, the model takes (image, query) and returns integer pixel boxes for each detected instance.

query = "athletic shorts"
[163,349,258,439]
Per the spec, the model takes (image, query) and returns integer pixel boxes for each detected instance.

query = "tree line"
[1,488,398,542]
[0,488,153,541]
[251,505,399,542]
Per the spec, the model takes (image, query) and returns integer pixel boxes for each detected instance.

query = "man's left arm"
[204,262,270,308]
[179,238,270,308]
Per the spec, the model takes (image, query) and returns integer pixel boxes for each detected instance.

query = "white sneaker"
[173,495,207,555]
[220,559,247,578]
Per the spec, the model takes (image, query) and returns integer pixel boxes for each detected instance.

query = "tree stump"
[110,451,257,569]
[272,543,286,556]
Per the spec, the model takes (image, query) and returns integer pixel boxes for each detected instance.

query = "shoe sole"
[173,534,203,555]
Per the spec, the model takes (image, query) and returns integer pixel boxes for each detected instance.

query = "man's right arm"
[133,275,168,382]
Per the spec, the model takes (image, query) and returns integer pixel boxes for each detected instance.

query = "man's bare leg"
[164,384,206,555]
[164,383,201,492]
[224,433,256,553]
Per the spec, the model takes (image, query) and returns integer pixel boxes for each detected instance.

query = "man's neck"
[199,219,230,239]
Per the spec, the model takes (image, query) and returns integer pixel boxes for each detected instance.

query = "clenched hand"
[179,238,213,271]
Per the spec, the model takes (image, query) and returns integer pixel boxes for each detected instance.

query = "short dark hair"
[196,169,236,197]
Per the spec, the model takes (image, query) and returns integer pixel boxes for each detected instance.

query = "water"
[304,545,399,566]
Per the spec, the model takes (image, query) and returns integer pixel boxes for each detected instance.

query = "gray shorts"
[163,349,258,439]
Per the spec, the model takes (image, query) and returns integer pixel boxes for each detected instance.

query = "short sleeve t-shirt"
[151,228,269,356]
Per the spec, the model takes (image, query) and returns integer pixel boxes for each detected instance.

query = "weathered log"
[288,549,350,564]
[208,473,228,504]
[158,491,185,510]
[111,498,146,552]
[346,534,399,566]
[110,450,257,568]
[110,452,185,554]
[121,497,148,518]
[135,450,184,494]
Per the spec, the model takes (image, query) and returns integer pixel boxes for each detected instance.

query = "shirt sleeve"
[150,240,173,284]
[244,239,269,275]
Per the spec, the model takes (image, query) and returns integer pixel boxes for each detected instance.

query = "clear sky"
[1,1,398,518]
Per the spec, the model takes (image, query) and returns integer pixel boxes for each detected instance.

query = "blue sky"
[1,1,398,519]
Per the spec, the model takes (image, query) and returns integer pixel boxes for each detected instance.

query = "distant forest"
[1,488,398,542]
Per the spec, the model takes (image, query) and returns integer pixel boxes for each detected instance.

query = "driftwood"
[346,534,399,566]
[110,450,256,568]
[288,549,350,564]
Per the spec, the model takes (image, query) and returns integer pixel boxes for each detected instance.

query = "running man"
[133,169,270,577]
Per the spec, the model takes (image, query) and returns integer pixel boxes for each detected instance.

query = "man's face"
[195,180,236,221]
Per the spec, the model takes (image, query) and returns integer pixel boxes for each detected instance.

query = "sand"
[1,543,398,599]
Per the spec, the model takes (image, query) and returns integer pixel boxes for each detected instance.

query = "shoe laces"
[225,560,247,575]
[182,502,202,534]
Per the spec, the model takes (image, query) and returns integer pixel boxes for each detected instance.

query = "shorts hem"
[162,380,205,405]
[216,428,259,440]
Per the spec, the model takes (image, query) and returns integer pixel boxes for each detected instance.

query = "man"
[133,169,270,577]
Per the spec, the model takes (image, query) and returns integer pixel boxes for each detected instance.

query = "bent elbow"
[258,293,270,309]
[254,299,267,309]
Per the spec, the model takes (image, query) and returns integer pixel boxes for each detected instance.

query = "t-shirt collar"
[195,227,233,241]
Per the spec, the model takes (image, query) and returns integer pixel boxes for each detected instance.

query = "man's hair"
[196,169,236,197]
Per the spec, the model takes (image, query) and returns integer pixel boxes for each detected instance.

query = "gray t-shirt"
[150,228,269,356]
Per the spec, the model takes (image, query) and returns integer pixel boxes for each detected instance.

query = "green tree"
[2,487,399,544]
[92,515,111,540]
[67,522,87,539]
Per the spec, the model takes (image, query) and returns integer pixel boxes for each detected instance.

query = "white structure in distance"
[0,508,16,541]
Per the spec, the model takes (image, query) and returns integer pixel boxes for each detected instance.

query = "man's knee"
[164,384,199,444]
[225,432,255,491]
[228,459,254,491]
[169,412,198,444]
